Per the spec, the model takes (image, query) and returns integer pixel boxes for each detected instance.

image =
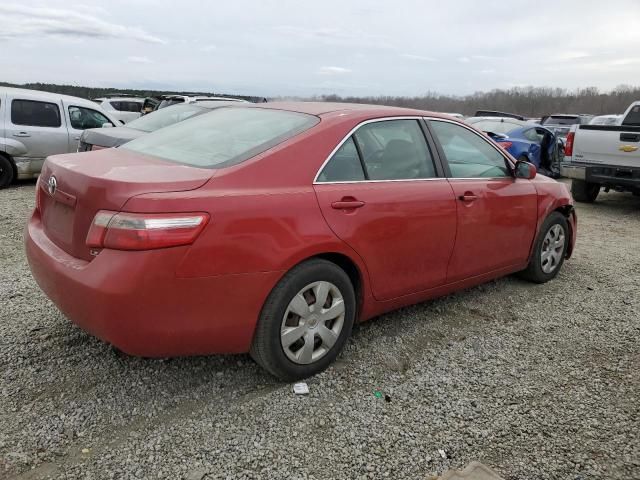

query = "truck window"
[623,105,640,127]
[11,99,62,127]
[68,106,113,130]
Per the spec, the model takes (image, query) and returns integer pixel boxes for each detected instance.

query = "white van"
[0,87,120,188]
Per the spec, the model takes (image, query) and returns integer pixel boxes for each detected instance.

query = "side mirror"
[515,160,537,180]
[102,123,113,128]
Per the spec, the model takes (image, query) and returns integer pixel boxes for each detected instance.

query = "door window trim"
[313,116,446,184]
[425,117,517,180]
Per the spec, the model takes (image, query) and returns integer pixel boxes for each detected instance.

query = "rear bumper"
[25,211,282,356]
[562,163,640,190]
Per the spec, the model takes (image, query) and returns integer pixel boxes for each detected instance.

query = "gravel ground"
[1,180,639,480]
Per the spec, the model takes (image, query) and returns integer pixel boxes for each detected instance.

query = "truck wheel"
[518,212,569,284]
[0,155,15,189]
[250,259,356,381]
[571,179,599,203]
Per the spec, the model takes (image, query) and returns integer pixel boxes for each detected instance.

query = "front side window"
[11,99,61,127]
[523,128,542,142]
[354,120,436,180]
[317,137,365,182]
[430,121,511,178]
[122,107,319,168]
[68,106,113,130]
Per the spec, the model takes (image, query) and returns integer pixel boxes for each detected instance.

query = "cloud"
[458,57,471,63]
[201,44,218,52]
[0,4,166,44]
[127,56,153,64]
[400,53,435,62]
[318,66,352,75]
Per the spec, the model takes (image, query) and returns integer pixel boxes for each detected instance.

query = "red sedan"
[26,103,577,380]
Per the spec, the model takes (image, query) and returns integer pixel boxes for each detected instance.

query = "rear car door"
[63,103,116,151]
[427,119,538,283]
[5,95,70,166]
[314,118,457,301]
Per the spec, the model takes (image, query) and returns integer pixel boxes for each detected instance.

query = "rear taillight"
[564,132,575,157]
[86,211,209,251]
[498,141,513,150]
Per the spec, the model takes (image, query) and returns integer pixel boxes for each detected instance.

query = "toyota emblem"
[47,176,57,196]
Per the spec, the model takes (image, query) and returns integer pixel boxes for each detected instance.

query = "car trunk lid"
[38,148,214,261]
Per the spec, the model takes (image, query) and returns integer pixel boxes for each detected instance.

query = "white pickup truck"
[562,101,640,202]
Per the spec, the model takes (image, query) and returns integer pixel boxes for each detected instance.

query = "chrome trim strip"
[311,115,516,185]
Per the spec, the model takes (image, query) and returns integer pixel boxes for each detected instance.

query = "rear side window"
[111,101,142,112]
[11,99,61,127]
[122,108,319,168]
[623,105,640,126]
[355,120,436,180]
[68,106,113,130]
[317,137,365,182]
[430,120,510,178]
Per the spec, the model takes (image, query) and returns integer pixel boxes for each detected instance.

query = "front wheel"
[250,259,356,381]
[519,212,569,283]
[571,179,599,203]
[0,155,15,189]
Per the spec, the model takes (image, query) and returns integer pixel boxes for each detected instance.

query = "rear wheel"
[571,179,600,203]
[0,155,15,189]
[250,259,356,381]
[519,212,569,283]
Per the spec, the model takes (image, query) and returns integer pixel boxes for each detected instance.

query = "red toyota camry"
[26,103,577,380]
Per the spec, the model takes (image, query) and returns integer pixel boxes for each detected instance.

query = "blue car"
[466,117,562,176]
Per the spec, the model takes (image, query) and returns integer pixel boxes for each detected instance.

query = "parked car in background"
[588,114,622,126]
[440,113,465,120]
[562,101,640,202]
[474,110,526,121]
[26,102,576,380]
[541,114,594,143]
[0,87,119,188]
[155,95,249,110]
[93,96,145,123]
[78,101,248,151]
[466,117,562,176]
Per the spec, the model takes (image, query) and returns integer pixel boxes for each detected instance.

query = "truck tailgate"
[573,126,640,168]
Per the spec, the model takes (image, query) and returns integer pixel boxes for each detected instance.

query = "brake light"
[564,131,575,157]
[497,141,513,150]
[86,211,209,250]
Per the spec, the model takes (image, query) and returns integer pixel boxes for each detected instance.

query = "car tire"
[518,212,569,284]
[250,259,356,381]
[0,155,15,189]
[571,179,599,203]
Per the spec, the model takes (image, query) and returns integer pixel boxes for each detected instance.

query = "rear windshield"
[468,120,522,134]
[121,107,319,168]
[623,105,640,126]
[542,116,579,126]
[125,103,207,133]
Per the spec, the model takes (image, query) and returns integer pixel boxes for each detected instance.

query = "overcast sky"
[1,0,639,97]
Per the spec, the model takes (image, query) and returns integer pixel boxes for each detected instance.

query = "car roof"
[247,101,449,120]
[95,97,145,102]
[0,86,111,109]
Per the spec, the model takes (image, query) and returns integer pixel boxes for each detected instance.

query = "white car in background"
[155,95,249,110]
[92,96,145,123]
[0,87,120,188]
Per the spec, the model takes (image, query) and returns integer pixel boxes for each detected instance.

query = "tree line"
[3,81,638,116]
[309,85,640,117]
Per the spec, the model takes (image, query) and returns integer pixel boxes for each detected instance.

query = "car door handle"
[331,199,365,210]
[13,132,30,137]
[458,192,478,202]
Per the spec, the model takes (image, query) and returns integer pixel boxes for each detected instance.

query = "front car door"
[63,103,116,151]
[314,118,457,301]
[5,94,69,175]
[427,119,538,283]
